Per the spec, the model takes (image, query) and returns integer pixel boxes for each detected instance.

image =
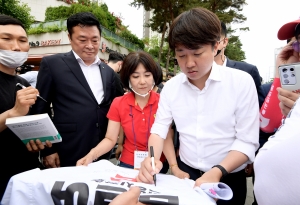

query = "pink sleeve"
[260,78,284,133]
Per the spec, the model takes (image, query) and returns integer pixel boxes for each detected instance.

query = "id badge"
[134,151,148,169]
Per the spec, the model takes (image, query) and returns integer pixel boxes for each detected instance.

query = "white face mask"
[0,49,28,68]
[129,81,155,98]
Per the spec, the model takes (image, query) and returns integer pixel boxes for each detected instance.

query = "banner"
[2,160,215,205]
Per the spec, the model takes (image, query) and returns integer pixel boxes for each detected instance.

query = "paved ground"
[110,158,255,205]
[245,177,254,205]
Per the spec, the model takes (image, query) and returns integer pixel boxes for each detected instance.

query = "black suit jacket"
[33,51,116,166]
[226,58,264,107]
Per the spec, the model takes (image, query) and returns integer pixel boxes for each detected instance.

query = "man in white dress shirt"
[137,7,259,205]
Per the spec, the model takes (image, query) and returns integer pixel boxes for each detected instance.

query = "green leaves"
[0,0,34,30]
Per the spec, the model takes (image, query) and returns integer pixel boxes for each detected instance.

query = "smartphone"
[278,63,300,92]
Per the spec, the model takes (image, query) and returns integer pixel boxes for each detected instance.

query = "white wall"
[20,0,68,22]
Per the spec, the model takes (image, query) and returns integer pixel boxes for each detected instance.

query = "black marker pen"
[150,146,156,186]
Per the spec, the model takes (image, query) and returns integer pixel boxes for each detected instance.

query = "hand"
[136,157,162,184]
[43,153,60,168]
[171,165,190,179]
[194,167,222,187]
[277,87,300,116]
[26,139,52,152]
[275,40,300,77]
[245,163,254,177]
[76,149,97,166]
[109,187,145,205]
[115,144,123,159]
[10,87,39,117]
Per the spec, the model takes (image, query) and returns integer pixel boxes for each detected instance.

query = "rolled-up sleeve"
[230,73,260,163]
[150,84,174,139]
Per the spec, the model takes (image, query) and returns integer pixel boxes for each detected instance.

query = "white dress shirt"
[19,71,38,88]
[151,63,259,172]
[72,51,104,104]
[254,98,300,205]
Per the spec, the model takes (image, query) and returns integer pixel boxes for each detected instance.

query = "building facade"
[20,0,68,22]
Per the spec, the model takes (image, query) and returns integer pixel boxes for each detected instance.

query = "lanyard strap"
[130,104,152,150]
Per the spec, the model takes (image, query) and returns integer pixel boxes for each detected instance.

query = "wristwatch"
[212,165,228,179]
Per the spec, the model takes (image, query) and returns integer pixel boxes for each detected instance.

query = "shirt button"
[143,119,145,121]
[142,112,144,114]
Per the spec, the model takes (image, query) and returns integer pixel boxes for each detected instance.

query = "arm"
[163,126,189,179]
[137,133,164,184]
[259,78,282,133]
[115,127,124,159]
[0,87,38,132]
[196,73,259,186]
[77,120,120,166]
[31,58,59,166]
[137,81,173,183]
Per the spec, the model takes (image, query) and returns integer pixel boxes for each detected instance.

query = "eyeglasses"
[292,40,300,52]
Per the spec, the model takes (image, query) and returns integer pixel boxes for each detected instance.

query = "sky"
[103,0,300,82]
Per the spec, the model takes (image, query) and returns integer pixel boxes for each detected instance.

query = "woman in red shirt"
[77,51,164,169]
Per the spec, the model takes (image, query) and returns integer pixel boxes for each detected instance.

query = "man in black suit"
[33,12,116,167]
[215,22,264,107]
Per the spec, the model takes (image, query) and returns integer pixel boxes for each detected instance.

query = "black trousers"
[177,157,247,205]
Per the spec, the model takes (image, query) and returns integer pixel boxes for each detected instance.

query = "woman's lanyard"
[130,104,152,151]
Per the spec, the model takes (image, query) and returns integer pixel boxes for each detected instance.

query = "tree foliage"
[45,3,144,49]
[225,35,245,61]
[194,0,248,61]
[0,0,34,30]
[131,0,193,69]
[45,3,117,32]
[131,0,249,63]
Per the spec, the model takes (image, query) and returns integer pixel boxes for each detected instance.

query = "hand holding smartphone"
[278,63,300,93]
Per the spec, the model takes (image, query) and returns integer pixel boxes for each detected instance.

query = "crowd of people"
[0,6,300,205]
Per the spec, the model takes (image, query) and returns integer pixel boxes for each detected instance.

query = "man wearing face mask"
[0,15,43,200]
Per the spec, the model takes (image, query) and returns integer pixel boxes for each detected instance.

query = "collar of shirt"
[72,50,101,66]
[181,62,222,91]
[126,91,157,107]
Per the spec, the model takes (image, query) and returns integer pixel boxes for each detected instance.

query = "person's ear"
[213,42,219,56]
[68,33,72,42]
[223,37,229,48]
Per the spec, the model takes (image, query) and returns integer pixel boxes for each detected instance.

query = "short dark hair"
[168,7,221,50]
[167,72,174,77]
[221,21,227,37]
[108,52,125,63]
[0,14,25,31]
[120,51,160,90]
[67,12,101,38]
